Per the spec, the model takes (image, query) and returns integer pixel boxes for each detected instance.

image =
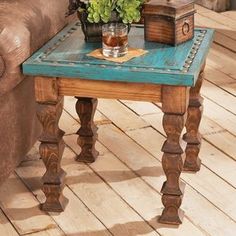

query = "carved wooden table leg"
[159,86,189,225]
[76,97,99,163]
[183,66,205,172]
[35,77,68,212]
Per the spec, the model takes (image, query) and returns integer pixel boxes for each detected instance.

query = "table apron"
[58,78,162,102]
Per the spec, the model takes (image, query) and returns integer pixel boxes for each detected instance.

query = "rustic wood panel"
[144,17,175,44]
[161,86,189,115]
[35,77,59,103]
[175,15,194,44]
[58,78,162,102]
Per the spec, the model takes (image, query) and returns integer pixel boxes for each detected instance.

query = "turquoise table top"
[23,21,214,86]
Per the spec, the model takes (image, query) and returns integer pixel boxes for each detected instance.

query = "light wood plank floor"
[0,6,236,236]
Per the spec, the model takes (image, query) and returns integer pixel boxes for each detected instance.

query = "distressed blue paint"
[189,29,214,84]
[23,21,214,86]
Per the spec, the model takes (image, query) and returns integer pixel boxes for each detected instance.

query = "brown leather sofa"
[0,0,70,186]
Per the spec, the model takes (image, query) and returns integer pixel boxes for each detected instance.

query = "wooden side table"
[23,22,214,225]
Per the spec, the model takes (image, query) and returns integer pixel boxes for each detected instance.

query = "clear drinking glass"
[102,23,128,58]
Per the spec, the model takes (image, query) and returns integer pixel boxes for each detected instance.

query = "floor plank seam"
[202,137,236,162]
[95,131,211,233]
[181,177,236,224]
[197,11,236,31]
[204,78,236,97]
[63,108,112,127]
[118,100,160,117]
[95,122,236,224]
[126,130,236,224]
[202,117,236,139]
[64,142,161,236]
[96,108,151,133]
[202,95,236,117]
[182,215,211,236]
[13,171,68,236]
[200,162,236,190]
[66,98,236,195]
[0,208,21,236]
[203,130,228,136]
[220,12,236,22]
[208,50,236,81]
[65,184,114,236]
[213,40,236,53]
[1,7,236,235]
[21,228,60,236]
[61,122,189,234]
[92,100,236,175]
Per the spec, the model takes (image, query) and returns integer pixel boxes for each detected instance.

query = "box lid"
[143,0,195,19]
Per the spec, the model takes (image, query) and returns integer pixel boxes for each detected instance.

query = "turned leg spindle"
[76,97,99,163]
[159,86,189,225]
[183,66,205,172]
[37,97,68,212]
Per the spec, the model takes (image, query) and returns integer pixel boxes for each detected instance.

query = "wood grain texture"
[7,8,235,234]
[161,86,189,114]
[0,174,58,235]
[183,67,205,171]
[21,16,214,227]
[102,122,236,235]
[159,86,189,225]
[144,15,194,45]
[36,79,68,212]
[143,0,195,45]
[28,228,64,236]
[0,209,19,236]
[76,97,99,163]
[35,77,59,104]
[196,1,230,15]
[58,78,162,102]
[15,157,112,236]
[144,16,175,44]
[175,15,194,44]
[61,111,210,235]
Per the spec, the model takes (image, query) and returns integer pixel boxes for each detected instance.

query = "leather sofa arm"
[0,0,69,96]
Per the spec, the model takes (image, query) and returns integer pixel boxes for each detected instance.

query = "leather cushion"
[0,0,69,95]
[0,56,4,78]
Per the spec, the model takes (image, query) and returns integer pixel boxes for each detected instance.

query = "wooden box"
[143,0,196,45]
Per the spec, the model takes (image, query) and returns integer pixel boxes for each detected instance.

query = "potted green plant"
[67,0,144,42]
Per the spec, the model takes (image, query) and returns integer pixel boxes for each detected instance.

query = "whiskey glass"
[102,23,128,58]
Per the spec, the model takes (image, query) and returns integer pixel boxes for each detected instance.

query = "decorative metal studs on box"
[143,0,196,45]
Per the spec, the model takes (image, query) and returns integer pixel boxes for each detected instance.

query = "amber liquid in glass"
[102,23,128,58]
[102,35,128,48]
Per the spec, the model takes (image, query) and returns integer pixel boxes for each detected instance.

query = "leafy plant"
[87,0,115,23]
[67,0,144,24]
[116,0,143,24]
